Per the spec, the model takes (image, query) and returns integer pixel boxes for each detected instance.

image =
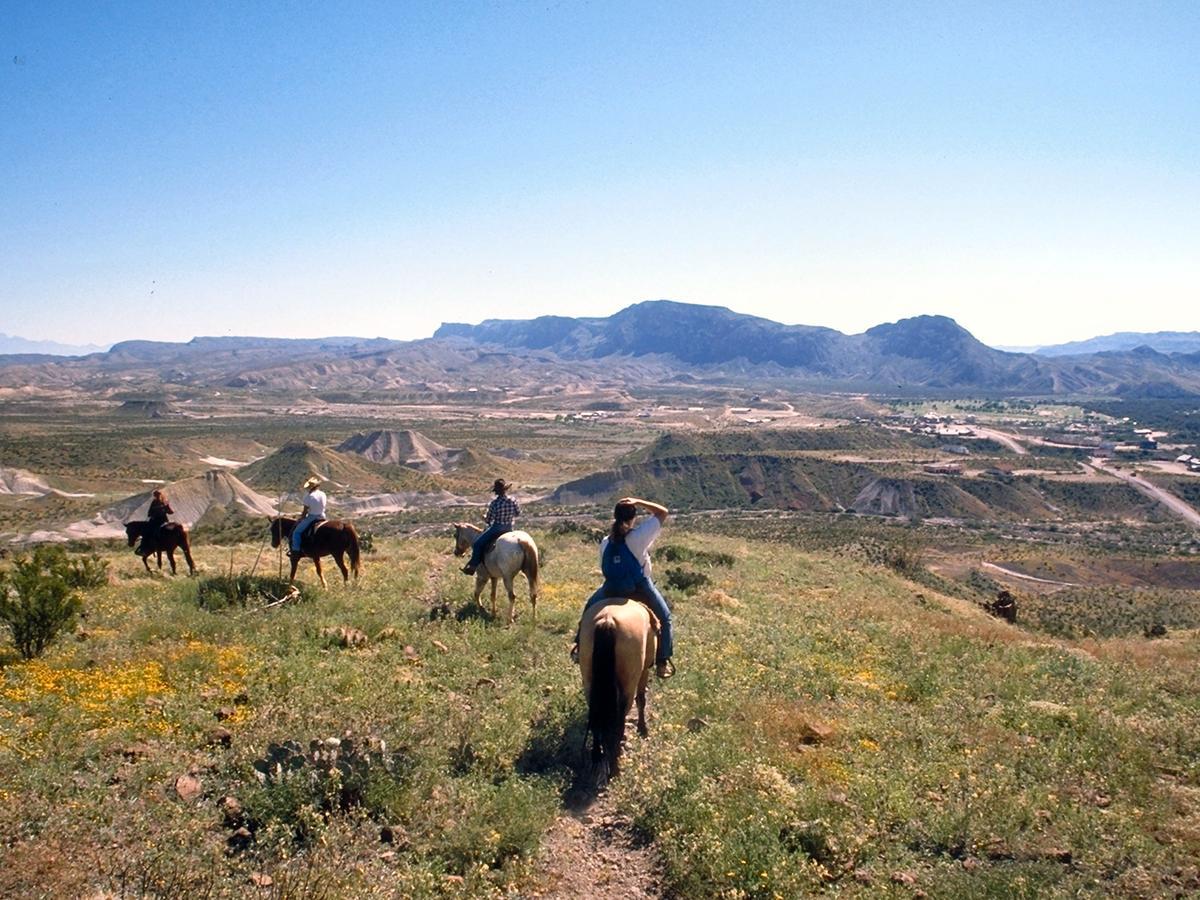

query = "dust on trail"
[531,793,664,899]
[982,561,1080,587]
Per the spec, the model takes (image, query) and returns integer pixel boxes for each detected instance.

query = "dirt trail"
[1093,458,1200,528]
[973,427,1028,455]
[532,795,663,898]
[982,561,1079,587]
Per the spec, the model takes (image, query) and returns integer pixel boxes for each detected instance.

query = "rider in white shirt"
[291,475,328,558]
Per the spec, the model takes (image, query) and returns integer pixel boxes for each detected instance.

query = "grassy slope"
[1,529,1197,898]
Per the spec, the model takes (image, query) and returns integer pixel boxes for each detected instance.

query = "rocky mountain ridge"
[3,302,1200,397]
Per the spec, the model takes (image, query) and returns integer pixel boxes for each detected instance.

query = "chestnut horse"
[579,597,657,780]
[452,523,539,624]
[269,516,361,588]
[124,521,196,576]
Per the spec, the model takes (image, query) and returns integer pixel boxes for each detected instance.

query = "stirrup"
[656,659,676,679]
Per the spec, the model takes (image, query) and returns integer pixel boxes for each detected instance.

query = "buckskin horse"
[270,516,361,587]
[452,523,539,624]
[579,597,657,780]
[125,521,197,576]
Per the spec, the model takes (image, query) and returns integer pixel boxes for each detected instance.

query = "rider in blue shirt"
[572,497,675,679]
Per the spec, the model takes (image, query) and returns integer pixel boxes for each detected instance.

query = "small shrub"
[655,545,736,568]
[879,532,926,575]
[549,520,606,543]
[244,734,413,847]
[0,545,86,659]
[966,568,1003,598]
[665,567,711,594]
[357,530,376,554]
[64,552,109,589]
[195,574,305,610]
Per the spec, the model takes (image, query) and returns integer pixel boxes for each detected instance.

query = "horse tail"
[517,535,539,599]
[588,621,626,775]
[346,524,361,579]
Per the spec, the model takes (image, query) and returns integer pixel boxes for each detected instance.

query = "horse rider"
[138,488,174,556]
[290,475,328,561]
[571,497,676,679]
[461,478,520,575]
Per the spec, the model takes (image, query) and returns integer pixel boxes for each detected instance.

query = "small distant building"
[941,444,971,456]
[1140,439,1158,451]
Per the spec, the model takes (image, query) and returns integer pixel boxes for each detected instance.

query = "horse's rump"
[580,599,655,777]
[514,533,539,588]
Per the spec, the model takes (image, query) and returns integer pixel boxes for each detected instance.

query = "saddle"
[298,518,327,549]
[141,520,171,553]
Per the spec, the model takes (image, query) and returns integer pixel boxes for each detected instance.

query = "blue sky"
[3,1,1197,348]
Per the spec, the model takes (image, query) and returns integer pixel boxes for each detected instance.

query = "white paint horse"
[452,523,540,624]
[579,597,657,780]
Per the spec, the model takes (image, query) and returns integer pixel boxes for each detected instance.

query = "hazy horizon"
[5,3,1197,349]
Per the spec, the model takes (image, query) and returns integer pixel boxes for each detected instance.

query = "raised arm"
[623,497,668,523]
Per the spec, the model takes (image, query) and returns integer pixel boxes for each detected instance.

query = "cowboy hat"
[302,475,323,489]
[492,478,511,493]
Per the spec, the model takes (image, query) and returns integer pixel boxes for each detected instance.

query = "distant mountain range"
[1034,331,1200,357]
[0,333,109,356]
[436,301,1200,396]
[3,303,1200,398]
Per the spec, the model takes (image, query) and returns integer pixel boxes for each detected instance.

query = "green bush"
[244,734,413,848]
[0,545,86,659]
[64,552,109,589]
[195,574,306,610]
[655,544,736,568]
[665,567,711,594]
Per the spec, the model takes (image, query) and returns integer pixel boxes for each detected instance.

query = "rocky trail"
[532,791,663,898]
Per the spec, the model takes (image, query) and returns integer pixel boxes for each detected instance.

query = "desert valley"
[1,302,1198,897]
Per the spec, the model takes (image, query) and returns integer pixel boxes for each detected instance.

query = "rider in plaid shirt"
[462,479,520,575]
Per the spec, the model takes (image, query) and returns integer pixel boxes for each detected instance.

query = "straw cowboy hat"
[492,478,511,493]
[302,475,323,490]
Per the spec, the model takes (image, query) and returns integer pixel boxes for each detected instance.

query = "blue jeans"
[291,515,323,552]
[580,577,673,664]
[467,522,512,568]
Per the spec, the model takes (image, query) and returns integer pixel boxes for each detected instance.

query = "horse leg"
[166,548,177,575]
[502,574,517,625]
[636,671,650,738]
[314,557,327,589]
[181,535,196,576]
[489,578,498,618]
[141,553,152,574]
[156,550,163,571]
[288,556,299,585]
[334,551,349,583]
[471,573,484,606]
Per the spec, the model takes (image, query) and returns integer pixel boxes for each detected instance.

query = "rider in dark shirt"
[140,489,174,555]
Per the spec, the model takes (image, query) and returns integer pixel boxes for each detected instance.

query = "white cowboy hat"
[302,475,323,489]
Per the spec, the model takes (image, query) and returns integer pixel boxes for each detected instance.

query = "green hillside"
[1,528,1197,897]
[622,426,936,464]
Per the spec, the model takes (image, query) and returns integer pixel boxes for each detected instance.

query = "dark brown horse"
[269,516,361,587]
[125,521,197,576]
